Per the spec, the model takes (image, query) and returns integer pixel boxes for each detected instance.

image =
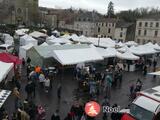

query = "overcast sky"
[39,0,160,14]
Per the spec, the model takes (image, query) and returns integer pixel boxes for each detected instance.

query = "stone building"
[73,11,99,37]
[0,0,39,26]
[39,7,58,28]
[135,17,160,44]
[94,18,118,38]
[114,22,135,42]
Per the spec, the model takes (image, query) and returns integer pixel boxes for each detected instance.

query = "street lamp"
[98,35,101,46]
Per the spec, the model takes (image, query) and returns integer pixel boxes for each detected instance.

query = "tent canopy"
[46,35,56,41]
[0,61,13,82]
[47,38,72,44]
[52,44,103,65]
[61,34,71,39]
[29,31,47,38]
[116,50,139,60]
[125,41,138,46]
[15,29,29,36]
[19,43,34,59]
[148,71,160,76]
[88,37,116,48]
[129,45,157,55]
[118,45,130,52]
[96,47,117,58]
[20,34,38,46]
[154,43,160,51]
[0,53,22,65]
[40,42,48,46]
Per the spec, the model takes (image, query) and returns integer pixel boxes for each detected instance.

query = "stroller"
[37,105,46,120]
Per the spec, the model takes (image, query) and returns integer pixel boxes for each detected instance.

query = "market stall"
[20,34,38,46]
[19,43,34,60]
[0,61,14,83]
[0,90,11,108]
[116,51,140,71]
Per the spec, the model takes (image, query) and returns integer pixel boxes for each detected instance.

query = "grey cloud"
[39,0,160,14]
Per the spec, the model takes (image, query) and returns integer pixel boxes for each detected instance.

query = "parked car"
[120,86,160,120]
[0,44,14,53]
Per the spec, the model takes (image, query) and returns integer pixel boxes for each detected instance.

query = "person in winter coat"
[51,109,60,120]
[44,77,50,93]
[18,108,30,120]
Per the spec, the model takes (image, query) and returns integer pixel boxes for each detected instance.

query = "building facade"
[0,0,39,26]
[94,18,118,38]
[114,22,135,42]
[135,18,160,44]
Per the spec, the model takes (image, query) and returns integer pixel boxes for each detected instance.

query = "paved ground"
[3,59,160,120]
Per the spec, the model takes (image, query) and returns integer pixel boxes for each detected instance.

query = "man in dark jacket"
[51,109,60,120]
[25,81,34,101]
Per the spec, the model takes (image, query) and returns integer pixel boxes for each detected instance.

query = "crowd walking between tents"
[0,32,160,120]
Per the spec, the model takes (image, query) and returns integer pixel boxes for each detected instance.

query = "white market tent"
[154,43,160,51]
[0,61,14,82]
[20,34,38,46]
[3,34,14,45]
[40,42,48,47]
[19,43,34,60]
[88,37,116,48]
[78,35,91,43]
[116,50,140,60]
[29,31,47,38]
[52,30,60,36]
[15,29,29,36]
[96,47,118,58]
[118,45,130,52]
[47,38,72,44]
[52,45,103,65]
[144,42,160,51]
[129,45,157,56]
[46,35,56,41]
[70,34,79,41]
[61,34,71,39]
[148,71,160,76]
[116,41,125,47]
[125,41,138,46]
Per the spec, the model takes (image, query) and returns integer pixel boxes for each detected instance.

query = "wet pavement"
[3,60,160,120]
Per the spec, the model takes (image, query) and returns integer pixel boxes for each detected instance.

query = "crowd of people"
[0,54,159,120]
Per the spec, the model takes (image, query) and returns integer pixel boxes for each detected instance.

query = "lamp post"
[98,35,101,46]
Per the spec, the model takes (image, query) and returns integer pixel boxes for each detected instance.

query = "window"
[150,22,153,27]
[156,22,159,27]
[143,40,146,44]
[77,24,79,28]
[108,28,111,33]
[106,23,108,27]
[120,32,123,37]
[145,22,148,27]
[112,23,115,27]
[137,39,140,43]
[17,8,22,14]
[138,30,141,35]
[139,22,142,27]
[121,28,123,31]
[144,30,147,36]
[85,31,88,35]
[153,40,156,44]
[102,23,104,26]
[155,30,158,37]
[98,27,100,33]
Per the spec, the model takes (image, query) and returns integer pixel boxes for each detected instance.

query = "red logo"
[85,101,101,117]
